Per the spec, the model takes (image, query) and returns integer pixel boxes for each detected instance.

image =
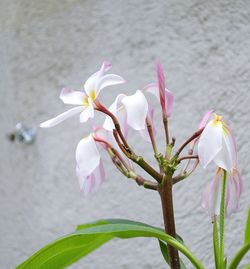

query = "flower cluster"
[40,61,242,219]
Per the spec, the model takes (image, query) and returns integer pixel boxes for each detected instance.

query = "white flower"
[103,90,148,136]
[198,114,237,172]
[40,61,125,128]
[76,134,105,195]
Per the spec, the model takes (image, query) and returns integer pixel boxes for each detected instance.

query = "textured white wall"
[1,0,250,268]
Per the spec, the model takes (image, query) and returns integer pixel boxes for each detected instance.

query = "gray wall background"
[1,0,250,268]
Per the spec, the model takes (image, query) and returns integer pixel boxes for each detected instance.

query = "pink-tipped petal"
[202,169,222,217]
[143,83,159,99]
[77,160,105,196]
[165,89,174,117]
[156,61,166,108]
[226,168,243,216]
[40,106,84,128]
[75,135,100,177]
[121,90,148,130]
[60,88,87,105]
[143,83,174,117]
[199,110,214,129]
[84,61,113,96]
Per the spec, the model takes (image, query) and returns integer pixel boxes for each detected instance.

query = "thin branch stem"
[95,101,129,149]
[113,128,163,183]
[174,128,204,158]
[178,155,198,162]
[163,113,170,146]
[173,159,199,184]
[146,116,158,155]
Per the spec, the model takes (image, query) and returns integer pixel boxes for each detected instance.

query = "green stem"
[219,170,227,269]
[213,216,220,269]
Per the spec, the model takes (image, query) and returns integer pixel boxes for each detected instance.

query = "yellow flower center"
[82,89,96,107]
[213,114,229,136]
[89,89,96,101]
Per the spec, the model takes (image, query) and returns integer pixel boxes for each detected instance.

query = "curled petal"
[165,89,174,117]
[213,132,235,172]
[121,90,148,130]
[77,161,105,196]
[156,61,166,108]
[75,135,100,177]
[103,94,128,137]
[60,88,87,105]
[79,98,94,123]
[40,106,84,128]
[199,110,214,129]
[198,120,223,168]
[226,168,243,216]
[202,169,222,217]
[95,74,125,97]
[143,83,174,117]
[84,61,112,96]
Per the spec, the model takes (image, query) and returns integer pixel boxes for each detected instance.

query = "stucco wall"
[1,0,250,268]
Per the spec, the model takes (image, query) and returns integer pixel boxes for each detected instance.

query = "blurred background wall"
[1,0,250,268]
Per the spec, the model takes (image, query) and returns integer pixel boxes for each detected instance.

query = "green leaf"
[244,207,250,245]
[17,219,204,269]
[159,240,187,269]
[228,243,250,269]
[228,209,250,269]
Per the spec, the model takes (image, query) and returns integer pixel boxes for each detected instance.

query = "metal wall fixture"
[7,123,37,144]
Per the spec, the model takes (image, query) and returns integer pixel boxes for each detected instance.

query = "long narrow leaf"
[244,207,250,245]
[159,240,187,269]
[228,243,250,269]
[17,219,204,269]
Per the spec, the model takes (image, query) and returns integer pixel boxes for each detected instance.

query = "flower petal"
[84,61,112,96]
[79,98,94,123]
[202,169,222,217]
[103,94,128,137]
[121,90,148,130]
[156,61,166,108]
[226,168,243,216]
[143,83,159,98]
[60,88,87,105]
[40,106,84,128]
[95,74,125,97]
[75,135,100,177]
[213,132,235,172]
[165,89,174,117]
[199,110,214,129]
[143,83,174,117]
[198,120,223,168]
[77,160,105,196]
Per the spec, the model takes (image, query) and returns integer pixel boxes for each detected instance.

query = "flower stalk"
[159,173,180,269]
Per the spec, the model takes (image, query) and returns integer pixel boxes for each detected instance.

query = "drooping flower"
[40,61,125,128]
[143,61,174,117]
[76,134,105,195]
[103,90,148,136]
[202,167,243,217]
[198,114,237,172]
